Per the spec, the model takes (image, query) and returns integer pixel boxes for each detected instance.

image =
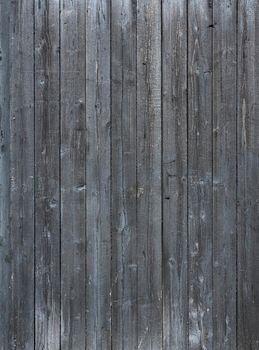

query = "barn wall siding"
[0,1,258,349]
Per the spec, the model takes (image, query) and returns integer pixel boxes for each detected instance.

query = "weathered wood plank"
[35,0,60,349]
[238,1,259,348]
[188,1,213,349]
[111,0,137,349]
[9,0,35,348]
[60,0,86,348]
[86,1,111,349]
[162,0,188,349]
[0,1,11,349]
[136,1,162,348]
[3,3,259,349]
[212,1,237,349]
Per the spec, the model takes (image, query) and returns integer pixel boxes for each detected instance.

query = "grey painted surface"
[0,1,258,349]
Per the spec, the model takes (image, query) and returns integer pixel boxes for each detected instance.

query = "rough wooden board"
[34,0,60,349]
[212,1,237,349]
[111,0,137,349]
[136,1,162,348]
[85,0,111,349]
[162,1,188,349]
[0,1,11,349]
[2,2,259,349]
[188,0,213,349]
[9,1,35,348]
[238,1,259,348]
[60,0,86,348]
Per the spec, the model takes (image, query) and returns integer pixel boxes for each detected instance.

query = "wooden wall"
[0,0,258,349]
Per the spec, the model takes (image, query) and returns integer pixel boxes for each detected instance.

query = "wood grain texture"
[9,0,35,348]
[136,1,162,349]
[35,0,60,349]
[238,1,259,349]
[60,0,86,348]
[2,2,259,349]
[212,1,237,349]
[86,1,111,349]
[0,1,11,349]
[188,1,213,349]
[162,0,188,349]
[111,0,137,349]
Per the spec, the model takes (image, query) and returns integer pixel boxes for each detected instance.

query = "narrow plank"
[212,1,237,349]
[9,0,35,348]
[188,1,213,349]
[162,0,188,349]
[111,0,137,349]
[60,0,86,348]
[0,1,11,349]
[85,1,111,348]
[238,1,259,348]
[34,0,60,349]
[136,1,162,348]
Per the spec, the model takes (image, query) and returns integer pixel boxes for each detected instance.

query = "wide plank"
[86,0,111,349]
[162,0,188,349]
[238,1,259,348]
[35,0,61,348]
[60,0,86,348]
[0,1,11,349]
[111,0,137,348]
[212,1,237,349]
[9,0,35,348]
[136,1,162,348]
[188,1,213,349]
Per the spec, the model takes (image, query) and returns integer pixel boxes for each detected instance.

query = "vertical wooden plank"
[136,1,162,348]
[0,1,11,349]
[35,0,60,349]
[9,0,35,348]
[111,0,137,349]
[162,0,188,349]
[86,1,111,349]
[60,0,86,348]
[212,1,237,349]
[238,1,259,348]
[188,1,213,349]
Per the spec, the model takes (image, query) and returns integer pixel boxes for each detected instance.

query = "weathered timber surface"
[35,0,60,348]
[238,1,259,349]
[212,1,237,349]
[111,0,137,349]
[0,1,258,349]
[86,1,111,349]
[60,0,86,348]
[136,0,162,349]
[162,1,188,349]
[4,1,35,349]
[188,1,213,348]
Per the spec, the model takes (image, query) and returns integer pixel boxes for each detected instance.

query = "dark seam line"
[84,1,87,349]
[33,0,36,348]
[186,0,189,349]
[135,0,138,347]
[110,0,113,349]
[160,0,164,348]
[236,1,239,349]
[59,0,62,348]
[211,1,214,349]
